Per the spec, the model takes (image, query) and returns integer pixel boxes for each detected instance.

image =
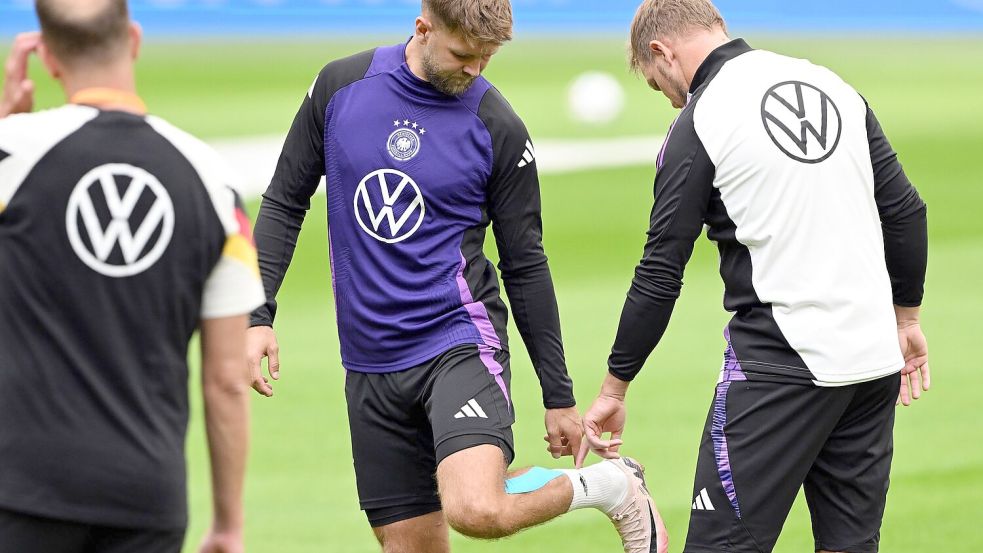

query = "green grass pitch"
[5,35,982,552]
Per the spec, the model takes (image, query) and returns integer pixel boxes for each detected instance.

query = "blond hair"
[422,0,513,44]
[36,0,130,67]
[629,0,726,73]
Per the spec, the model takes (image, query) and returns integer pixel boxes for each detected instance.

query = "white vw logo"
[354,169,426,244]
[761,81,842,164]
[65,163,175,278]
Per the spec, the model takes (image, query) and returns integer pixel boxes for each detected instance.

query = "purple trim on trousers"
[712,382,742,518]
[722,326,748,383]
[456,253,510,410]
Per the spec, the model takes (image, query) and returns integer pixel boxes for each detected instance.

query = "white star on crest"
[393,120,400,126]
[412,122,419,129]
[403,119,410,125]
[420,128,426,134]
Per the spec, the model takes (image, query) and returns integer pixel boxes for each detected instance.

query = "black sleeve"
[478,88,574,409]
[865,101,928,307]
[250,49,375,327]
[607,114,715,382]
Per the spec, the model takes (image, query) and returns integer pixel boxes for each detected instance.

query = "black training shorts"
[345,344,515,527]
[684,373,900,553]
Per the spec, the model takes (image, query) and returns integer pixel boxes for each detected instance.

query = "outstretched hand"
[0,33,40,119]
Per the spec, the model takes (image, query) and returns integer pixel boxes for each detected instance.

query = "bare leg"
[371,511,450,553]
[436,445,572,539]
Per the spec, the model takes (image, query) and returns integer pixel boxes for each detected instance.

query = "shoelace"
[611,500,648,551]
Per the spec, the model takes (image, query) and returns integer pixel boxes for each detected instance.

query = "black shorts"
[345,344,515,528]
[0,508,184,553]
[684,373,900,553]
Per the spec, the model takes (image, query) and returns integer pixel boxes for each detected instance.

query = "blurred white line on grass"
[209,134,665,198]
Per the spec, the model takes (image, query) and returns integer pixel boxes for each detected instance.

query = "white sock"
[560,461,628,514]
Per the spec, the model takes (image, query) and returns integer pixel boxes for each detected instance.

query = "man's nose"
[463,61,481,77]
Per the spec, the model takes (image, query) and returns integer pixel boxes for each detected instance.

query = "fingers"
[565,425,584,465]
[267,342,280,380]
[5,33,40,83]
[909,365,922,401]
[904,354,928,375]
[898,371,911,406]
[582,420,602,448]
[543,431,585,459]
[246,327,278,396]
[608,429,624,455]
[591,445,623,460]
[543,433,570,459]
[574,437,590,468]
[583,422,623,459]
[1,34,40,117]
[247,352,273,397]
[251,374,274,397]
[545,413,585,459]
[3,33,39,107]
[898,359,931,407]
[543,408,583,459]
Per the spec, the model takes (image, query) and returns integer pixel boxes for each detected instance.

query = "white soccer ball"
[567,71,626,125]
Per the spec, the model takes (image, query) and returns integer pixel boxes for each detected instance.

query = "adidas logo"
[692,488,715,511]
[453,398,488,419]
[517,140,536,168]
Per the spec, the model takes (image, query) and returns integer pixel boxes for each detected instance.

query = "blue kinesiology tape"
[504,466,564,494]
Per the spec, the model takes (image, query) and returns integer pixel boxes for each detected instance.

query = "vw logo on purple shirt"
[353,168,426,244]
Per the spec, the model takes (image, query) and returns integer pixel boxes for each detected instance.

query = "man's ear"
[648,39,676,64]
[36,39,61,80]
[128,21,142,61]
[415,16,434,45]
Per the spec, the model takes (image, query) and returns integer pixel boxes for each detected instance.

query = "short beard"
[657,62,688,107]
[422,47,477,96]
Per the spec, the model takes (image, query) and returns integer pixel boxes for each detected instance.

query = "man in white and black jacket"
[579,1,930,552]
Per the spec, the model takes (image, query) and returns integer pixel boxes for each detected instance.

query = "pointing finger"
[565,428,584,464]
[575,436,590,468]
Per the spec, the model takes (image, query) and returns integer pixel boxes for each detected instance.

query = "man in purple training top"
[245,0,669,552]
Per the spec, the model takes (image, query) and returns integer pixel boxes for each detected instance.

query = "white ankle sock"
[560,461,628,514]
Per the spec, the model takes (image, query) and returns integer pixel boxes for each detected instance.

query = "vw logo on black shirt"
[761,81,842,164]
[65,163,175,278]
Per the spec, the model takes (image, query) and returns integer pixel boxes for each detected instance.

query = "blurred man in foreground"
[246,0,667,551]
[0,1,265,552]
[580,1,929,552]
